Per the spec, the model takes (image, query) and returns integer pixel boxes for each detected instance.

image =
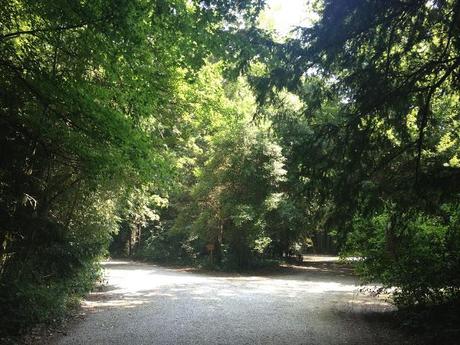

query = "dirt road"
[49,258,411,345]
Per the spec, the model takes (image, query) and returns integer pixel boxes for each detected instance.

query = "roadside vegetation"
[1,0,459,341]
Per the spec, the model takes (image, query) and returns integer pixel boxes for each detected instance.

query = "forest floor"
[45,257,416,345]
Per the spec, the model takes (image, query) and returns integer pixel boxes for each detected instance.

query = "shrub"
[346,204,460,307]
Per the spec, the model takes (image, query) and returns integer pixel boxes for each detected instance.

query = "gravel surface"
[48,259,412,345]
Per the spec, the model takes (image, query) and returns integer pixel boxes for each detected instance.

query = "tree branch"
[0,23,89,41]
[414,59,460,187]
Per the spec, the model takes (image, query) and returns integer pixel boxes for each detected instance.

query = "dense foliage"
[0,0,264,335]
[248,0,460,306]
[112,65,311,268]
[1,0,459,337]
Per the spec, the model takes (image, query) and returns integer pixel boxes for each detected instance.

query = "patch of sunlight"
[346,299,392,307]
[83,298,149,309]
[191,297,221,301]
[101,260,132,266]
[302,255,340,262]
[241,279,357,295]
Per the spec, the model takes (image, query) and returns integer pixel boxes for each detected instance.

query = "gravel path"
[49,258,412,345]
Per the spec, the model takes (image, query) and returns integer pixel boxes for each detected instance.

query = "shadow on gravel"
[85,260,383,314]
[43,260,417,345]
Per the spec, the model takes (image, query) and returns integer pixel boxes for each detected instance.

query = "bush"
[0,217,106,336]
[346,204,460,307]
[0,261,101,336]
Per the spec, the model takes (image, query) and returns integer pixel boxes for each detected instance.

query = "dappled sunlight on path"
[50,259,409,345]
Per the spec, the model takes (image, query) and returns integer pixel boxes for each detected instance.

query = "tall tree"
[247,0,460,305]
[0,0,265,333]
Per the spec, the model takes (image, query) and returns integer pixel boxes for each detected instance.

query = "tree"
[247,0,460,305]
[181,123,288,268]
[0,0,265,333]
